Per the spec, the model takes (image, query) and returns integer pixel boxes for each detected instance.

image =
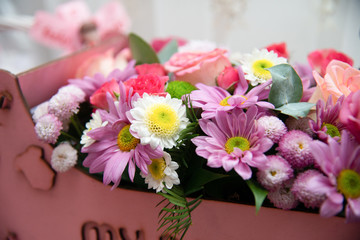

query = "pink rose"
[307,49,353,77]
[151,37,187,53]
[135,63,167,76]
[216,66,240,91]
[265,42,289,59]
[90,79,120,109]
[124,74,168,97]
[164,48,231,86]
[312,60,360,103]
[339,90,360,143]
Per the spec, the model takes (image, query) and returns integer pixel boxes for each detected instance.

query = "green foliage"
[128,33,160,64]
[157,186,202,240]
[268,64,303,108]
[246,179,268,214]
[158,40,178,63]
[276,102,315,119]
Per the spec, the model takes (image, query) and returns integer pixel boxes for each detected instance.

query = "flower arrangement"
[31,32,360,239]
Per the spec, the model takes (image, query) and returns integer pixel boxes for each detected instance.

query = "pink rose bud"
[90,79,120,109]
[135,63,167,76]
[265,42,289,59]
[124,74,169,97]
[339,90,360,143]
[216,66,240,91]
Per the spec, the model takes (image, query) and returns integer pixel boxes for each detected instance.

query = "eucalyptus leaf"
[184,168,229,196]
[158,39,178,63]
[268,64,303,108]
[246,179,268,215]
[129,33,160,64]
[275,102,315,119]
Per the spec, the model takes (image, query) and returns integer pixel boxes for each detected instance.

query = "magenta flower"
[69,60,137,98]
[82,83,163,189]
[189,68,274,119]
[191,107,273,180]
[310,130,360,222]
[309,95,344,141]
[339,90,360,143]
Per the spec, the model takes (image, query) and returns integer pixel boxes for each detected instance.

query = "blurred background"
[0,0,359,74]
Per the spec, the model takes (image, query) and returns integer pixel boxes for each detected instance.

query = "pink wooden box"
[0,36,359,240]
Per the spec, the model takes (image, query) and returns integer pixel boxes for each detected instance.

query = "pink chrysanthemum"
[257,115,287,143]
[291,169,327,208]
[309,130,360,222]
[309,95,344,141]
[191,107,273,180]
[82,83,163,189]
[277,130,314,169]
[257,155,293,190]
[48,91,80,122]
[268,180,298,210]
[189,69,274,119]
[285,116,314,137]
[69,60,137,98]
[58,85,86,103]
[34,114,63,144]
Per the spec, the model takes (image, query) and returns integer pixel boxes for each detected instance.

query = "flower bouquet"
[29,33,360,239]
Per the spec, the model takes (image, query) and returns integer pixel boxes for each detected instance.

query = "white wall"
[1,0,359,73]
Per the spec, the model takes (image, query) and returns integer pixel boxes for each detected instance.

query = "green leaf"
[246,179,268,214]
[158,39,178,63]
[275,102,315,119]
[128,33,160,64]
[268,64,303,108]
[184,168,229,195]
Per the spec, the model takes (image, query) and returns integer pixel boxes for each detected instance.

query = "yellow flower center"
[337,169,360,199]
[219,96,232,106]
[146,103,180,137]
[117,124,139,152]
[252,59,273,80]
[149,158,166,180]
[225,136,250,154]
[322,123,341,138]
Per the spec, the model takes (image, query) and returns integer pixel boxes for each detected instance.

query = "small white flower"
[32,101,49,123]
[51,142,78,172]
[128,93,189,150]
[241,48,287,86]
[80,110,108,148]
[141,152,180,193]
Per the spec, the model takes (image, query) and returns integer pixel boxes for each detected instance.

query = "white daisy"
[128,93,189,150]
[80,110,108,148]
[141,152,180,193]
[51,142,78,172]
[241,48,287,86]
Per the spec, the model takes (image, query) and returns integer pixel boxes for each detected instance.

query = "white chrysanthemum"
[178,39,218,53]
[80,110,108,147]
[48,91,80,122]
[257,116,287,143]
[141,152,180,193]
[58,85,86,103]
[128,93,189,149]
[241,48,287,86]
[32,101,49,123]
[51,142,77,172]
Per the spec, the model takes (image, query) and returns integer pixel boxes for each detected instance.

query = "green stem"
[71,115,83,137]
[60,130,78,142]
